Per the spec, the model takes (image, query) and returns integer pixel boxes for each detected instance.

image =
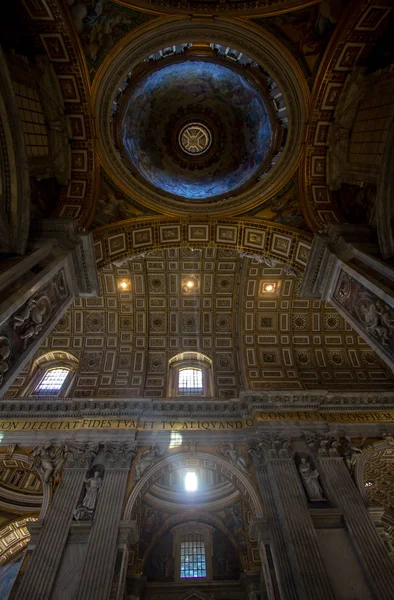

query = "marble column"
[250,437,336,600]
[300,223,394,370]
[318,454,394,599]
[15,442,98,600]
[76,442,138,600]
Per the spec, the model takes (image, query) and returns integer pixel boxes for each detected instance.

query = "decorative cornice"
[2,392,394,422]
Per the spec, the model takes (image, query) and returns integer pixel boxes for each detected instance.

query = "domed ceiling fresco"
[120,60,273,201]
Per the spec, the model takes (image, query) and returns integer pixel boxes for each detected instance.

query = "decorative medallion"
[178,122,212,156]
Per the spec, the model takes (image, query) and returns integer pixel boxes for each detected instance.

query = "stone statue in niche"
[218,444,249,473]
[298,458,325,501]
[134,445,163,480]
[73,470,103,520]
[29,441,66,484]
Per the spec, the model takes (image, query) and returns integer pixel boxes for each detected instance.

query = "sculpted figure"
[135,445,162,480]
[299,458,325,501]
[360,298,394,346]
[13,299,36,328]
[0,338,11,385]
[30,441,66,484]
[82,471,102,510]
[343,437,366,472]
[219,444,249,473]
[73,470,103,520]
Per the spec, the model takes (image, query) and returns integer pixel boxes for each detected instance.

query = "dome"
[96,23,308,216]
[120,60,273,201]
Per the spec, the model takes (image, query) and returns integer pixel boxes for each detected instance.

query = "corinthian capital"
[65,442,99,469]
[103,441,138,469]
[304,432,340,458]
[248,433,293,463]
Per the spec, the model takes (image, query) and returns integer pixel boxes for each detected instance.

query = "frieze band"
[2,410,394,431]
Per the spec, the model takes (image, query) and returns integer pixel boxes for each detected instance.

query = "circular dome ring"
[93,17,310,217]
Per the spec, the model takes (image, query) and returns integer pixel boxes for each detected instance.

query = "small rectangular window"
[178,368,203,395]
[180,535,206,578]
[34,368,69,395]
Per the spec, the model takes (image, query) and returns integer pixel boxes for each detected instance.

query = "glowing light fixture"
[185,471,198,492]
[117,278,131,291]
[186,280,194,288]
[262,282,276,294]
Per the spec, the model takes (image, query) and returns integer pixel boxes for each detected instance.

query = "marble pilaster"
[318,455,394,599]
[267,458,335,600]
[249,438,335,600]
[250,465,298,600]
[76,442,138,600]
[300,223,394,370]
[14,443,98,600]
[0,219,99,396]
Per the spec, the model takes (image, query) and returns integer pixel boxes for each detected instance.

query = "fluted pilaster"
[254,463,298,600]
[14,442,98,600]
[319,457,394,599]
[76,443,137,600]
[15,469,86,600]
[268,459,336,600]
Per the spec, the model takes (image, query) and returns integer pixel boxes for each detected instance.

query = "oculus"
[178,122,212,156]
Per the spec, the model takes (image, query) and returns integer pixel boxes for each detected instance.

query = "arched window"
[22,352,78,397]
[168,352,213,398]
[34,368,70,396]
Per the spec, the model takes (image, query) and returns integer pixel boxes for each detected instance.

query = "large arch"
[18,0,98,227]
[0,452,50,520]
[123,452,264,519]
[93,216,312,272]
[92,17,309,217]
[354,439,394,508]
[299,0,393,231]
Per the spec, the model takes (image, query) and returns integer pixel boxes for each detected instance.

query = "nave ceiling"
[8,246,394,399]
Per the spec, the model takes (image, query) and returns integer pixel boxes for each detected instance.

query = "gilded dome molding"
[114,0,320,18]
[92,17,310,217]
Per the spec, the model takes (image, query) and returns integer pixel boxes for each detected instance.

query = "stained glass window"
[35,368,69,395]
[178,368,203,395]
[180,535,207,578]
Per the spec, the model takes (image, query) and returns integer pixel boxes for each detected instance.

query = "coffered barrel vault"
[1,1,394,599]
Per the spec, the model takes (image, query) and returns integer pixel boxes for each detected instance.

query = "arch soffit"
[18,0,98,228]
[142,509,245,569]
[93,216,312,272]
[299,0,393,231]
[354,439,394,502]
[124,452,264,520]
[92,17,310,217]
[0,453,50,520]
